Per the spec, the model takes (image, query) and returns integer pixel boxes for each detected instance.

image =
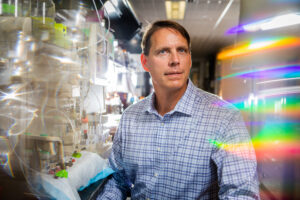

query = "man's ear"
[141,53,149,72]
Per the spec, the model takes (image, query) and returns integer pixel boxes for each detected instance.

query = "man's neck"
[154,84,188,116]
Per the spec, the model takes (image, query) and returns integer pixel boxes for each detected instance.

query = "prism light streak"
[233,99,300,116]
[255,141,300,160]
[217,37,300,60]
[219,94,300,119]
[209,139,256,160]
[253,125,300,142]
[210,125,300,161]
[211,94,300,161]
[245,120,300,127]
[0,137,14,177]
[1,153,15,177]
[256,77,300,85]
[218,64,300,80]
[252,123,300,160]
[210,140,300,161]
[226,12,300,34]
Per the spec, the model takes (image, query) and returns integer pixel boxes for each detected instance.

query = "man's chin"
[165,81,187,91]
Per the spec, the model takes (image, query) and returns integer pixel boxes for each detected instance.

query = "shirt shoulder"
[193,87,240,117]
[121,96,149,119]
[192,88,247,139]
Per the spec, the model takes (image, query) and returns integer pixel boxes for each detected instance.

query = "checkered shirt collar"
[144,79,197,116]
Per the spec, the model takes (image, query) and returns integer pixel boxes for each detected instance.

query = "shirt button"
[161,122,164,126]
[154,172,158,177]
[146,198,150,200]
[157,147,160,151]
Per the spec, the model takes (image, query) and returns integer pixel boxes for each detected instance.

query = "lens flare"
[216,92,300,161]
[252,123,300,161]
[226,12,300,34]
[0,137,14,177]
[209,139,256,160]
[209,122,300,161]
[217,37,300,60]
[222,92,300,119]
[219,64,300,80]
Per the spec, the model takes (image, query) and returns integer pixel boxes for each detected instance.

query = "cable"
[40,82,49,134]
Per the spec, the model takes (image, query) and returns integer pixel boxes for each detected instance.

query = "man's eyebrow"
[154,47,170,53]
[177,46,189,50]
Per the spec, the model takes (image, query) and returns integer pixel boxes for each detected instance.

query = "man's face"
[141,28,192,93]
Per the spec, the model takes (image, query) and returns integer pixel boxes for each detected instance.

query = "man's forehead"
[150,28,189,47]
[152,28,183,39]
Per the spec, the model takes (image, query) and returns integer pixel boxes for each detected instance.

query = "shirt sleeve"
[211,110,260,200]
[97,117,130,200]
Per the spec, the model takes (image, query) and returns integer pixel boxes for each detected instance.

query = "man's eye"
[159,50,166,54]
[178,48,187,53]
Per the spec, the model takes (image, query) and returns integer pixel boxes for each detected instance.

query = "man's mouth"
[164,71,183,76]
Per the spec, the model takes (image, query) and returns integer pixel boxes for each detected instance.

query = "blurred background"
[0,0,299,199]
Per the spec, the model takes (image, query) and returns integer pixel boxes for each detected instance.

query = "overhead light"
[213,0,234,30]
[165,1,186,20]
[103,1,117,15]
[103,0,121,17]
[113,40,118,48]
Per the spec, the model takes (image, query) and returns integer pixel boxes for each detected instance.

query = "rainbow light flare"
[0,136,14,177]
[252,122,300,160]
[2,153,15,177]
[209,123,300,161]
[226,12,300,34]
[221,93,300,119]
[217,37,300,60]
[218,64,300,80]
[210,139,300,161]
[211,93,300,161]
[209,139,256,160]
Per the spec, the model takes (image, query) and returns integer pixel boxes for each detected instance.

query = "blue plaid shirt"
[98,80,260,200]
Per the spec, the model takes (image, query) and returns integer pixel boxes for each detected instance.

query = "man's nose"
[169,52,179,66]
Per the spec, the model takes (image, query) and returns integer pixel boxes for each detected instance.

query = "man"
[98,20,260,199]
